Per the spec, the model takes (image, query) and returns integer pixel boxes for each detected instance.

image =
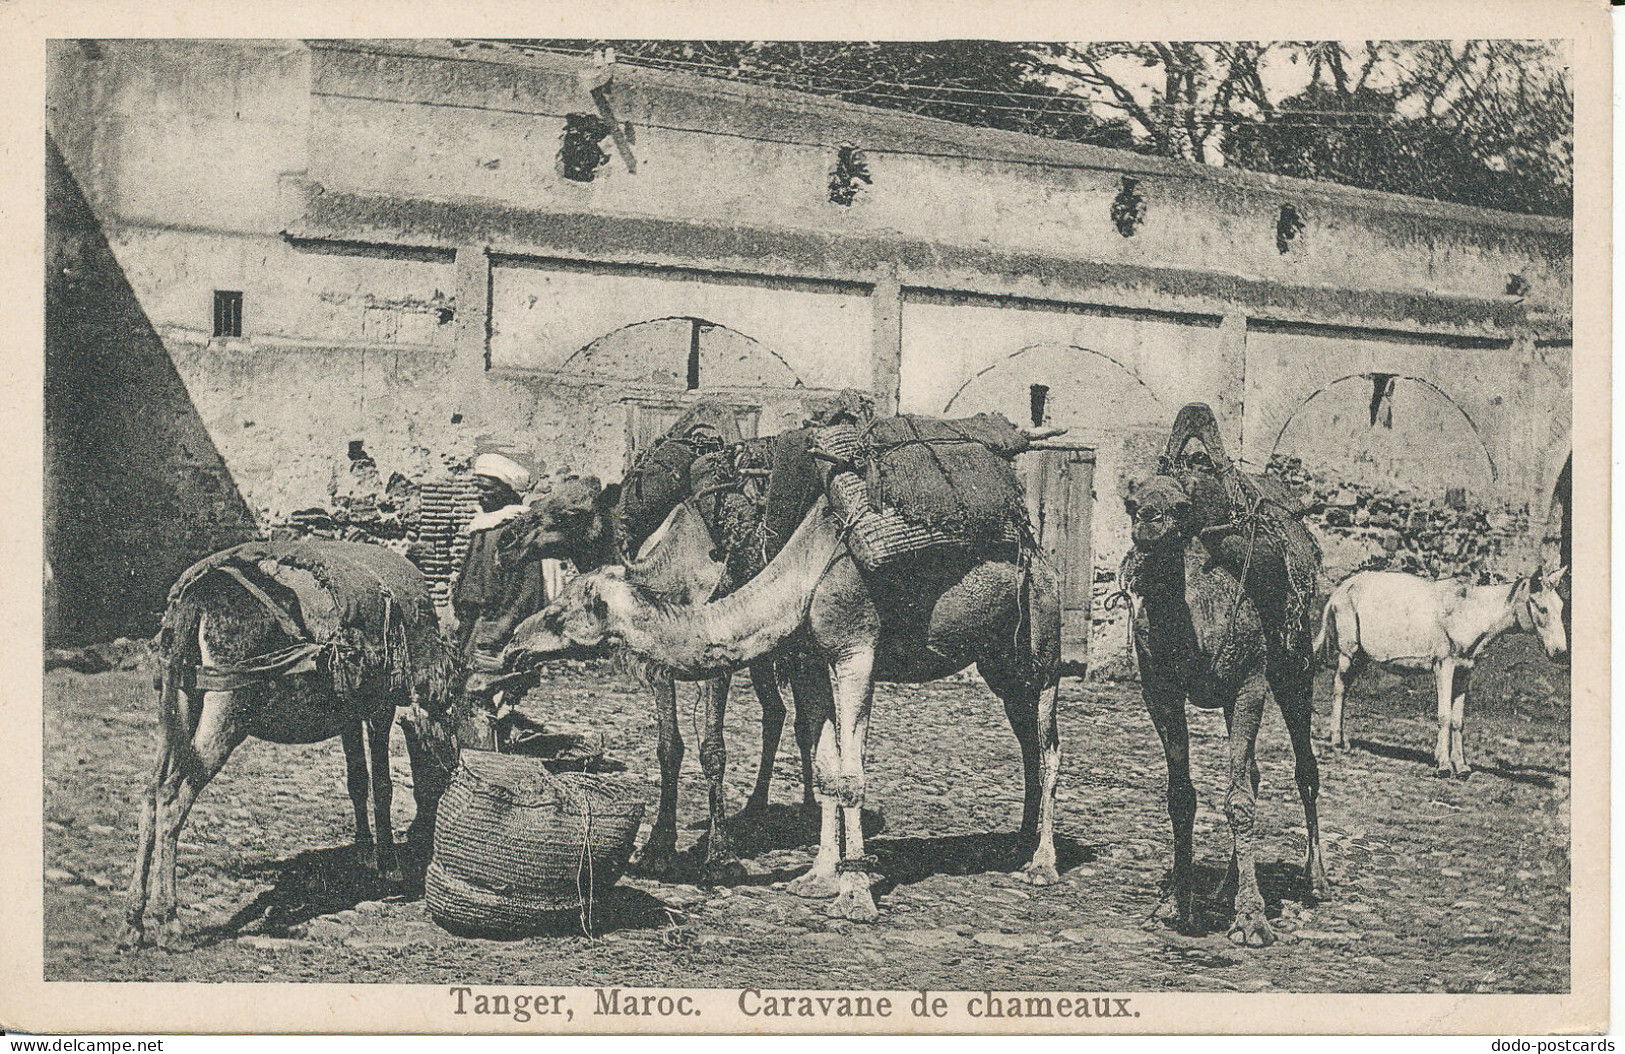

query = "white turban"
[473,453,531,495]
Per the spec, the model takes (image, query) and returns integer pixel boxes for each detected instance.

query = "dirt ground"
[44,636,1569,993]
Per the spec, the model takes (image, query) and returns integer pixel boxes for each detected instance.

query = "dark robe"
[452,515,545,670]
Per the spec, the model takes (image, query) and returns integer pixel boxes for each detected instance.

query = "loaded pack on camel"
[629,403,1046,589]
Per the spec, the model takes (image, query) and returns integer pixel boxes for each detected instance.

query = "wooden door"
[1021,447,1095,668]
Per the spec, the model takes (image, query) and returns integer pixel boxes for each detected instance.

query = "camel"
[1123,476,1328,946]
[119,541,462,949]
[505,494,1063,922]
[498,478,815,880]
[1316,566,1569,776]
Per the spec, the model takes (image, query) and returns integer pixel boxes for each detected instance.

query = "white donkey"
[1315,566,1568,777]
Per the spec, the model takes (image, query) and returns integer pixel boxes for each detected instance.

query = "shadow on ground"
[1144,859,1311,939]
[1344,738,1561,787]
[869,831,1097,897]
[196,842,421,945]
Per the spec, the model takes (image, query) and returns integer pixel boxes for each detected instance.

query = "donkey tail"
[1313,590,1339,669]
[156,594,204,779]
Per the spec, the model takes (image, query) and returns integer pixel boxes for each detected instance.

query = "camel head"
[497,476,621,572]
[503,567,629,670]
[1125,475,1194,552]
[1517,564,1569,663]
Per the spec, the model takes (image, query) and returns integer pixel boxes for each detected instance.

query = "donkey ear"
[1123,495,1140,517]
[1530,567,1545,592]
[1551,564,1569,586]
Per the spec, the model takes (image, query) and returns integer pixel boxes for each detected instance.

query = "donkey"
[1315,566,1569,777]
[119,541,464,949]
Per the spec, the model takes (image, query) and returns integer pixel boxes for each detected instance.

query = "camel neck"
[1133,540,1191,599]
[612,500,842,678]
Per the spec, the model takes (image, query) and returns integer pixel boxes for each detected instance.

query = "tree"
[513,39,1138,148]
[510,39,1572,216]
[1221,41,1572,216]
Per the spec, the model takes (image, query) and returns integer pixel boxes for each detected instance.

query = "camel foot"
[737,795,770,821]
[1433,765,1453,779]
[828,882,879,923]
[1453,766,1473,781]
[702,854,748,885]
[1227,911,1276,948]
[787,867,840,900]
[1020,860,1061,887]
[630,834,680,878]
[1144,891,1195,936]
[355,843,377,872]
[154,920,189,952]
[1306,860,1331,903]
[115,921,145,951]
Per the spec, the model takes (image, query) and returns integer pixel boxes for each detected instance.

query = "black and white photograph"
[5,0,1609,1036]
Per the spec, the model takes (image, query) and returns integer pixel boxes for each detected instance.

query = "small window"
[213,290,243,338]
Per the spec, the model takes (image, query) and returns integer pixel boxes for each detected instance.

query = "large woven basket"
[425,751,644,936]
[827,470,1020,572]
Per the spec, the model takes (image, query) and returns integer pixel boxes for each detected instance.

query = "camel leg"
[787,667,840,900]
[152,688,249,949]
[1449,664,1473,779]
[741,661,786,816]
[1215,698,1261,902]
[119,723,176,948]
[1433,659,1456,777]
[630,678,681,877]
[367,708,404,884]
[1224,672,1274,948]
[699,673,747,882]
[1000,688,1043,846]
[342,722,374,872]
[1142,678,1197,933]
[1024,682,1062,886]
[1274,668,1330,902]
[981,657,1061,885]
[1214,700,1261,907]
[789,657,822,809]
[826,651,879,922]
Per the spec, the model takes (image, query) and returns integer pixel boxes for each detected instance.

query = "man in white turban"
[451,453,542,747]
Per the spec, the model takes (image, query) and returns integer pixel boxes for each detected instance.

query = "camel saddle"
[1158,403,1323,663]
[811,413,1033,572]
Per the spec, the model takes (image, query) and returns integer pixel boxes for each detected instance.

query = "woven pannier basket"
[425,751,644,936]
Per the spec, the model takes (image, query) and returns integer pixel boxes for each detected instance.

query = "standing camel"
[119,541,461,949]
[1123,476,1328,946]
[505,494,1063,922]
[1316,567,1569,776]
[498,479,815,879]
